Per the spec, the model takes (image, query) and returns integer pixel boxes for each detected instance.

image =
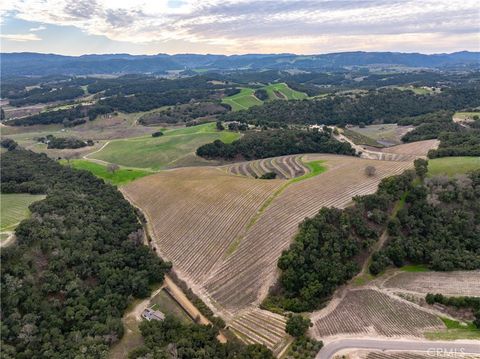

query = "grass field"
[1,193,46,232]
[343,128,384,147]
[428,157,480,177]
[63,159,152,186]
[347,124,412,146]
[425,317,480,340]
[453,111,480,121]
[222,83,306,111]
[150,289,192,324]
[90,123,241,170]
[222,88,263,111]
[263,83,307,100]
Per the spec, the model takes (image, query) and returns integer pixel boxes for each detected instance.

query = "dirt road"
[316,338,480,359]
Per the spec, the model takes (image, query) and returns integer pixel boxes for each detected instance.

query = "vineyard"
[123,149,430,347]
[203,155,413,312]
[122,167,284,284]
[383,271,480,297]
[360,139,439,161]
[225,155,309,179]
[229,308,290,355]
[311,289,443,338]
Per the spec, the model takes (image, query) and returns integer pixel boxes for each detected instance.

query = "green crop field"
[1,193,46,233]
[222,88,263,111]
[90,123,241,170]
[428,157,480,177]
[263,82,307,100]
[63,159,152,186]
[222,83,306,111]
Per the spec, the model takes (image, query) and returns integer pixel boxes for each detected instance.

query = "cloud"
[29,25,46,31]
[0,33,42,42]
[2,0,479,53]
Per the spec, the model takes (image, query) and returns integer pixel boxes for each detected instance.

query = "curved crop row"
[225,155,308,179]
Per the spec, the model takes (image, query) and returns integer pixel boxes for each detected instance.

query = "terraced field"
[311,289,443,338]
[382,271,480,297]
[229,308,289,355]
[225,155,309,179]
[204,155,413,312]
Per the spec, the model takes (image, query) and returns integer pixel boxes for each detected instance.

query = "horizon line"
[1,50,478,57]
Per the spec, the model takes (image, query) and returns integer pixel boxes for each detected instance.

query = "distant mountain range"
[1,51,479,76]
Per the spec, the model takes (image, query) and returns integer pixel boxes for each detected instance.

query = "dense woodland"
[139,102,228,125]
[264,170,415,312]
[128,316,274,359]
[8,86,84,107]
[220,87,480,127]
[428,128,480,158]
[369,170,480,274]
[0,147,171,358]
[8,104,113,127]
[196,128,355,161]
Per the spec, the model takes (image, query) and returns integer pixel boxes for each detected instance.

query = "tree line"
[196,128,355,161]
[128,315,274,359]
[7,104,113,127]
[1,146,172,358]
[369,169,480,274]
[218,87,480,127]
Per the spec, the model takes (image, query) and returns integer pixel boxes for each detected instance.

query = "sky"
[1,0,479,56]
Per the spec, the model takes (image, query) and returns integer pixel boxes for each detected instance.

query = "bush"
[152,131,164,137]
[286,315,312,337]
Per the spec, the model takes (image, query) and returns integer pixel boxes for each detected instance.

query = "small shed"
[142,307,165,321]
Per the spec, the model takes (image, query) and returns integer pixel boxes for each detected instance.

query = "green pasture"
[62,160,152,186]
[263,83,307,100]
[222,88,263,111]
[89,123,241,170]
[222,83,306,111]
[428,157,480,177]
[1,193,46,233]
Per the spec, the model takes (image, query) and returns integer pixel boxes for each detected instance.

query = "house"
[141,307,165,321]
